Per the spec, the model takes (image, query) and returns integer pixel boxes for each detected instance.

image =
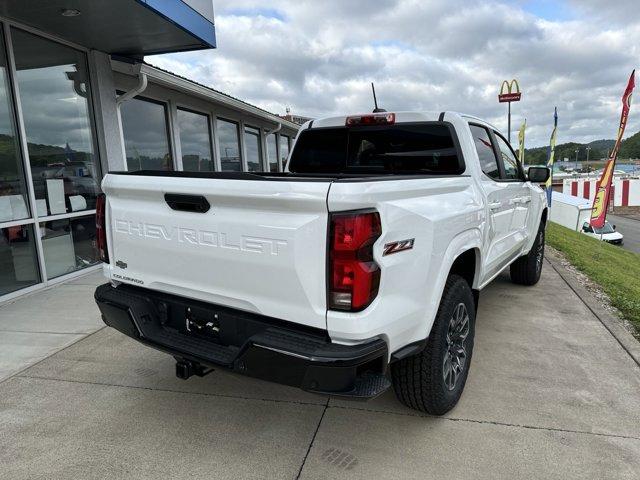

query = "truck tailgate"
[102,173,330,329]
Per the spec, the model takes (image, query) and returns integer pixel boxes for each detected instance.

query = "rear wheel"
[391,275,476,415]
[510,221,545,286]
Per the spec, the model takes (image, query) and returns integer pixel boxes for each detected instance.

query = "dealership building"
[0,1,299,302]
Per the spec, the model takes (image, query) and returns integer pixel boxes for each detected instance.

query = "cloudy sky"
[150,0,640,148]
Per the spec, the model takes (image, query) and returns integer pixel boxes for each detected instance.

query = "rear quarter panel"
[326,176,484,354]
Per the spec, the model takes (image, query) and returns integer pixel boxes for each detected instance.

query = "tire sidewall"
[430,276,476,406]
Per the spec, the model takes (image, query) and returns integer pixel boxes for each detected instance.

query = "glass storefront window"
[266,134,278,173]
[11,28,100,217]
[0,224,39,295]
[120,97,173,171]
[244,126,262,172]
[177,108,214,171]
[217,118,241,172]
[0,28,29,224]
[280,135,290,170]
[39,214,98,279]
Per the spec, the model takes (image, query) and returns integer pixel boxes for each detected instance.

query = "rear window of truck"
[288,123,463,175]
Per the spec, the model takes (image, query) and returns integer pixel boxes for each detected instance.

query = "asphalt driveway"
[0,260,639,479]
[609,214,640,254]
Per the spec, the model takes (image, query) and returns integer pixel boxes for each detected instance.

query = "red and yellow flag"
[590,70,635,229]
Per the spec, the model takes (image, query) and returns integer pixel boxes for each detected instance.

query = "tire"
[391,275,476,415]
[510,221,545,286]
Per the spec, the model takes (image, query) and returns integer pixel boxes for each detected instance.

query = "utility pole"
[575,148,579,172]
[586,146,591,176]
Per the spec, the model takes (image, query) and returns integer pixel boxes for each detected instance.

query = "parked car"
[581,220,624,245]
[94,111,549,414]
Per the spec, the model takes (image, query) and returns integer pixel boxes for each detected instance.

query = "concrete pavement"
[609,214,640,254]
[0,262,639,479]
[0,269,104,382]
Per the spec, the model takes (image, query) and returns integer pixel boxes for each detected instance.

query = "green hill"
[525,132,639,165]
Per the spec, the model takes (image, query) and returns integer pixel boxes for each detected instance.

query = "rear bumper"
[94,283,390,398]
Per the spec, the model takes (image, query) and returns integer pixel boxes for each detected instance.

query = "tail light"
[328,210,381,311]
[96,193,109,263]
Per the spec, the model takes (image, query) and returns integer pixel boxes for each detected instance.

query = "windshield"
[288,123,463,175]
[594,222,615,235]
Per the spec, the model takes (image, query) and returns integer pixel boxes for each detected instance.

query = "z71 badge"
[383,238,415,256]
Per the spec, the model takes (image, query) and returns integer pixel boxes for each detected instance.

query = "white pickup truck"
[94,111,550,414]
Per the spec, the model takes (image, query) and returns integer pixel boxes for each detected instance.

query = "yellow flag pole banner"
[590,70,635,229]
[546,108,558,206]
[518,119,526,164]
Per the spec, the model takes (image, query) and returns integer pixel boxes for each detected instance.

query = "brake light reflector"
[345,113,395,127]
[329,211,381,311]
[96,193,109,263]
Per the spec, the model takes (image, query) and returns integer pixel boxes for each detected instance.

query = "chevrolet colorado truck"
[94,111,550,414]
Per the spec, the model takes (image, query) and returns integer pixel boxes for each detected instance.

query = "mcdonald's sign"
[498,79,522,103]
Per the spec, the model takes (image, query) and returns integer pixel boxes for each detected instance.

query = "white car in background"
[581,221,624,245]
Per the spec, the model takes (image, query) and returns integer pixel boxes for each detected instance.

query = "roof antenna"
[371,82,386,113]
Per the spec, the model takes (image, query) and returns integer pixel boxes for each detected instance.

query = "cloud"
[150,0,640,147]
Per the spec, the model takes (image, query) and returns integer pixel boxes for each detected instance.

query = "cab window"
[469,124,500,179]
[493,133,523,181]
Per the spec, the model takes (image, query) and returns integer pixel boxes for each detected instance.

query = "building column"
[87,50,126,173]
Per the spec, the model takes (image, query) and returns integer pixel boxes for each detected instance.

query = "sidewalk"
[1,261,639,479]
[0,270,105,382]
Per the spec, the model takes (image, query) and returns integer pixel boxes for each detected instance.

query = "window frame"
[215,116,242,172]
[119,93,174,172]
[242,123,264,173]
[491,130,526,182]
[468,122,501,182]
[175,105,215,172]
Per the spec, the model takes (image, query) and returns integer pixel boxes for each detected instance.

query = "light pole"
[586,146,591,176]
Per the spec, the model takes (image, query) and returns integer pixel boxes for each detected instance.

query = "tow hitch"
[175,359,213,380]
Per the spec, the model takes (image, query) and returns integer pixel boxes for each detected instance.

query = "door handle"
[164,193,211,213]
[519,197,531,204]
[488,201,502,210]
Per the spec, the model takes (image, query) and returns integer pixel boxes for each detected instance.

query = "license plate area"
[185,306,221,341]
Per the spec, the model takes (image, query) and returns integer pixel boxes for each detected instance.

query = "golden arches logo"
[498,79,522,103]
[500,79,520,96]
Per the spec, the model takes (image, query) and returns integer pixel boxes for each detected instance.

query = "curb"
[545,249,640,369]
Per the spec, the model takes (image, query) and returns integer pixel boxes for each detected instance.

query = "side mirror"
[613,225,616,230]
[527,166,550,183]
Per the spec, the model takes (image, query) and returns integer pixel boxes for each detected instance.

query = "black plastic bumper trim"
[95,283,389,398]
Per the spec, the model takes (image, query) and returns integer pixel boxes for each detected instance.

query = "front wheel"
[510,221,545,286]
[391,275,476,415]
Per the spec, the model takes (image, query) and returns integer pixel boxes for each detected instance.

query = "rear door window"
[288,123,463,175]
[469,124,500,180]
[493,133,524,181]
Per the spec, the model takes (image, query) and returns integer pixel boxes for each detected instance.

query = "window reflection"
[39,214,98,279]
[217,119,241,172]
[11,28,99,217]
[266,134,278,172]
[177,109,214,171]
[280,135,290,170]
[0,224,39,295]
[0,29,29,224]
[244,126,262,172]
[121,97,173,171]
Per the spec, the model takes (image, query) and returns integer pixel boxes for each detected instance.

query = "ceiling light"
[60,8,81,17]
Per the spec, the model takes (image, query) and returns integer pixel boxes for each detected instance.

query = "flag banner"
[518,119,526,164]
[546,108,558,206]
[590,70,635,229]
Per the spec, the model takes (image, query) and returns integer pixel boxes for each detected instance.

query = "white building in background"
[0,1,299,302]
[563,177,640,208]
